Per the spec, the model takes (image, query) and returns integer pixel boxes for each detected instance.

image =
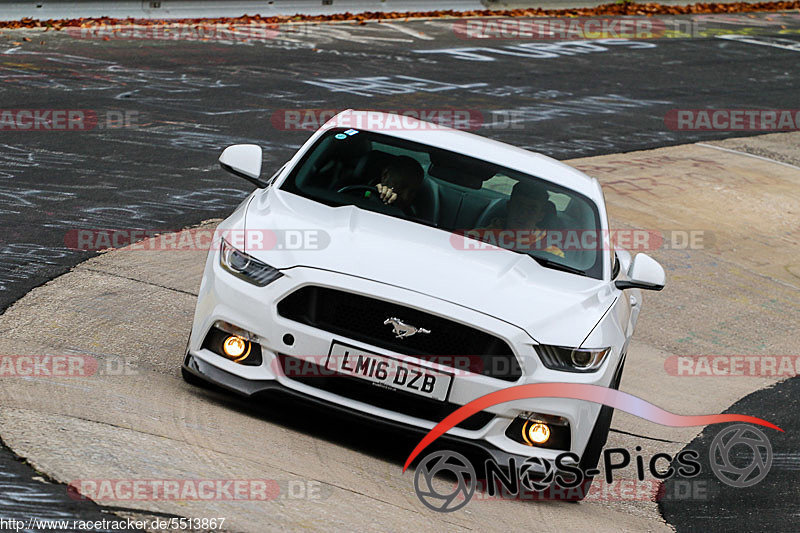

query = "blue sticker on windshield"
[334,133,347,140]
[344,129,359,136]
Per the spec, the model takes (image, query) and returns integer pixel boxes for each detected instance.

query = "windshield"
[281,128,603,279]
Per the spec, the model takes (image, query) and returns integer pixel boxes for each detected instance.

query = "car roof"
[323,109,601,201]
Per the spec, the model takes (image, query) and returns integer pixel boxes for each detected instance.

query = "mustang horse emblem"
[384,317,431,339]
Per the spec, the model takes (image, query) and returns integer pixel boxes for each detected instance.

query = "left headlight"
[219,238,283,287]
[535,345,611,372]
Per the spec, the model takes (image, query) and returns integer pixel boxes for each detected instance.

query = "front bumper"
[183,351,527,466]
[187,247,618,463]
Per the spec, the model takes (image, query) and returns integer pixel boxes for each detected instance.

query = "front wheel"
[570,359,626,501]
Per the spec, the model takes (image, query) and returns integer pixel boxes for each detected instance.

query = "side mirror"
[615,253,665,291]
[219,144,267,188]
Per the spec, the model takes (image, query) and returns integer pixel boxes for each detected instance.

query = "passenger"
[484,180,564,258]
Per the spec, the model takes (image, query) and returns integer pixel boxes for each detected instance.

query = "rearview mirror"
[615,253,665,291]
[219,144,267,188]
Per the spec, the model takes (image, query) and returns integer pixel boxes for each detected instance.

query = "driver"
[483,180,564,258]
[374,155,424,215]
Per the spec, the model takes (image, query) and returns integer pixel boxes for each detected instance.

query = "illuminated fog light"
[524,422,551,445]
[506,413,569,449]
[222,335,250,362]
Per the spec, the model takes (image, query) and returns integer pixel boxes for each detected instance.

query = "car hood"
[245,190,616,345]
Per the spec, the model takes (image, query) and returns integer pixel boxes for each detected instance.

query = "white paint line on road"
[716,34,800,52]
[696,142,800,172]
[381,22,434,40]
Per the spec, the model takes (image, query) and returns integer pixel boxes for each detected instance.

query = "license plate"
[326,342,452,401]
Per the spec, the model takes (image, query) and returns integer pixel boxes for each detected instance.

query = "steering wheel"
[337,184,380,200]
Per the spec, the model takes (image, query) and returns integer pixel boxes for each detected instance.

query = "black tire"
[570,358,626,501]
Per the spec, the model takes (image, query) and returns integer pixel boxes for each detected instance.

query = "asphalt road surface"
[661,378,800,532]
[0,11,799,531]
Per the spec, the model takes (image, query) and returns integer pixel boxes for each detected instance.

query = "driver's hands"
[376,184,398,205]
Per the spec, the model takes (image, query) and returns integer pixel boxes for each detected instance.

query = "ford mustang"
[182,110,665,491]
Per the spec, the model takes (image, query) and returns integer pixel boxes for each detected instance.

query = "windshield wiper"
[530,255,588,276]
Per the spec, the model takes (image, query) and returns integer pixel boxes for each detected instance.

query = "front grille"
[277,286,522,382]
[278,355,494,430]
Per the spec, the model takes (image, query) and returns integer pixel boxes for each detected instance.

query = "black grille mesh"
[277,286,521,382]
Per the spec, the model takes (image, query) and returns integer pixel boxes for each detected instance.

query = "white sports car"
[183,110,665,479]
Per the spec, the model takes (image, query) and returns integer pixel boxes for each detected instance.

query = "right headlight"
[219,238,283,287]
[535,345,611,372]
